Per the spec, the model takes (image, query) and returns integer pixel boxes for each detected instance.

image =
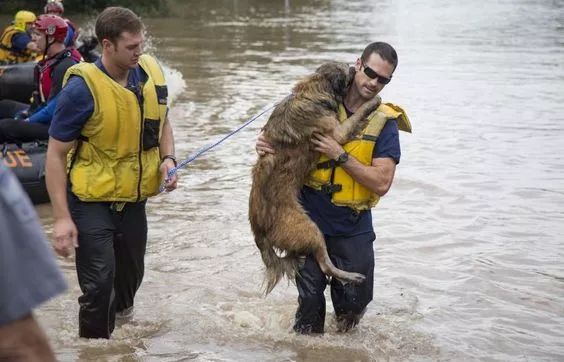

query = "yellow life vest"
[306,102,412,211]
[0,26,35,64]
[63,54,168,202]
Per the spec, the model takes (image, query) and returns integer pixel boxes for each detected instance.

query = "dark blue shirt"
[49,59,148,142]
[300,119,401,238]
[11,32,31,52]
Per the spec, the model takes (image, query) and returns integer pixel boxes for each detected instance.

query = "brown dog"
[249,62,381,294]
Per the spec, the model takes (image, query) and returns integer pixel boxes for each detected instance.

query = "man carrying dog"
[256,42,411,334]
[46,6,178,339]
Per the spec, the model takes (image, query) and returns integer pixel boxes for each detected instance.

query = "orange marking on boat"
[1,150,33,168]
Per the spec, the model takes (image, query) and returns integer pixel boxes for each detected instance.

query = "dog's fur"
[249,62,381,294]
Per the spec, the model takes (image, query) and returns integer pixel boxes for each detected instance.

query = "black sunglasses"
[362,63,392,85]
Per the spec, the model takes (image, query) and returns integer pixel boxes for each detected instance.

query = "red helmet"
[44,1,64,15]
[34,14,68,43]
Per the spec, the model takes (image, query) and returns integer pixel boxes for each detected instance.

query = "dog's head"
[315,62,355,98]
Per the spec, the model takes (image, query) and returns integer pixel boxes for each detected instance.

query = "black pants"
[0,99,28,119]
[69,192,148,339]
[293,233,375,334]
[0,118,49,143]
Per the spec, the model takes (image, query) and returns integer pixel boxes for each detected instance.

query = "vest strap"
[321,183,342,194]
[317,159,338,169]
[362,134,378,142]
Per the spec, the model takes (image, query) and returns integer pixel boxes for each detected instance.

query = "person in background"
[0,10,38,64]
[0,163,67,361]
[0,15,81,144]
[44,0,79,47]
[256,42,412,334]
[46,6,178,339]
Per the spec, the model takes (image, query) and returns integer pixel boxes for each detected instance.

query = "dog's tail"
[259,241,300,295]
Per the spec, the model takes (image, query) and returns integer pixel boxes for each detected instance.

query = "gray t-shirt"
[0,164,67,326]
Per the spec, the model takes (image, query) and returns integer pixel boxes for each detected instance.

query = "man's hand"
[255,132,275,156]
[160,159,178,192]
[311,133,345,160]
[53,217,78,258]
[14,110,29,121]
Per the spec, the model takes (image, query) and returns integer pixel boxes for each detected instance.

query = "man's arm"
[158,115,178,192]
[341,156,396,196]
[11,32,34,53]
[27,94,59,124]
[258,131,396,196]
[159,115,175,157]
[311,133,397,197]
[45,137,78,257]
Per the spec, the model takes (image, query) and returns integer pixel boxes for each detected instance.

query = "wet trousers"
[0,99,27,119]
[0,119,49,143]
[0,100,46,144]
[293,233,375,334]
[69,192,148,339]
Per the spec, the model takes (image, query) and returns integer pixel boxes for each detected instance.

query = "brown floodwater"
[2,0,564,360]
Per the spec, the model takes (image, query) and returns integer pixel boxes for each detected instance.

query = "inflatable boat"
[1,142,49,204]
[0,61,35,103]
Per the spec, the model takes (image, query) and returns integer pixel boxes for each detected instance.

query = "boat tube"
[1,142,49,204]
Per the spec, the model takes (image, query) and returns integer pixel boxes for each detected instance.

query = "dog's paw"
[336,272,366,285]
[349,272,366,284]
[367,95,382,113]
[358,95,381,116]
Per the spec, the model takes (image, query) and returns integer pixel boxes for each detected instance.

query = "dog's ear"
[330,65,349,97]
[315,62,350,97]
[348,66,356,87]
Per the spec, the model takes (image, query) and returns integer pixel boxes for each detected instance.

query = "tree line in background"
[4,0,169,16]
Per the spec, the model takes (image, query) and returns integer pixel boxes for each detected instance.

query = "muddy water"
[4,0,564,360]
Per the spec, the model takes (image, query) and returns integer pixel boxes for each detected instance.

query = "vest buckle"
[110,202,126,212]
[321,184,342,194]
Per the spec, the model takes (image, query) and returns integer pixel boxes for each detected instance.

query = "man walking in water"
[46,6,178,339]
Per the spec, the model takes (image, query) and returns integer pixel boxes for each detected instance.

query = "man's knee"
[298,291,325,307]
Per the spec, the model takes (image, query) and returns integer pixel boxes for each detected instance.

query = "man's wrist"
[53,211,73,221]
[161,154,177,167]
[335,151,349,165]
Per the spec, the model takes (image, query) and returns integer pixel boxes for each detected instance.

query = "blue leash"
[159,101,278,193]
